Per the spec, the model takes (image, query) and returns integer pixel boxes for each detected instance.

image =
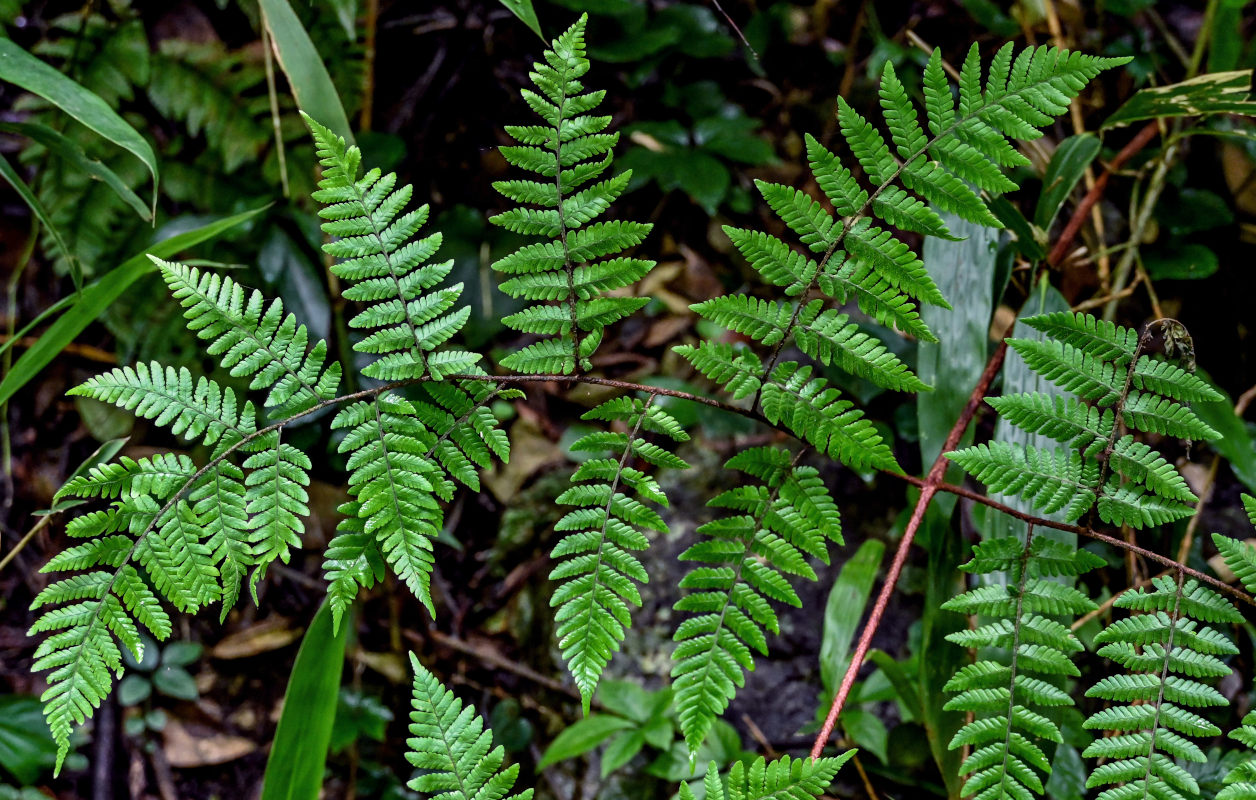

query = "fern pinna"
[406,653,534,800]
[550,395,690,712]
[29,118,510,769]
[491,14,654,375]
[670,446,841,755]
[943,533,1103,800]
[1220,709,1256,800]
[1083,575,1242,800]
[680,45,1128,471]
[949,312,1222,529]
[682,754,855,800]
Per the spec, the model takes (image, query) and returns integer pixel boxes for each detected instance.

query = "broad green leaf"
[819,539,886,695]
[260,0,355,144]
[0,206,267,407]
[918,209,997,515]
[0,152,79,289]
[1103,69,1256,128]
[1195,374,1256,494]
[1035,134,1101,230]
[260,601,348,800]
[0,695,59,784]
[536,714,636,769]
[499,0,543,37]
[0,37,158,215]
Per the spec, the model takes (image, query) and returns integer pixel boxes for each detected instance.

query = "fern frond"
[551,395,689,712]
[323,502,385,631]
[242,433,311,590]
[759,362,900,473]
[492,15,655,374]
[1084,575,1240,800]
[956,311,1219,531]
[1020,311,1141,363]
[685,44,1124,466]
[945,535,1101,800]
[68,362,257,453]
[671,447,841,755]
[682,754,856,800]
[333,393,449,617]
[158,258,342,417]
[947,442,1098,521]
[189,462,251,618]
[309,112,479,379]
[406,653,534,800]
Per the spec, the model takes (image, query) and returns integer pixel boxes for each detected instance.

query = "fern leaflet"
[551,395,690,712]
[1083,574,1241,800]
[944,534,1103,800]
[492,14,655,375]
[406,653,534,800]
[671,446,841,756]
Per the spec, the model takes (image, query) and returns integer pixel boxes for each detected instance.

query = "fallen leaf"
[163,719,256,768]
[211,617,301,659]
[352,649,408,684]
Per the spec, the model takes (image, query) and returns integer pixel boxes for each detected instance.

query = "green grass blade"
[260,0,355,144]
[0,37,159,217]
[0,152,79,290]
[260,601,348,800]
[0,206,267,407]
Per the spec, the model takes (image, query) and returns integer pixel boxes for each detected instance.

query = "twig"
[411,628,582,700]
[850,752,880,800]
[1071,571,1161,632]
[1048,121,1160,268]
[0,513,51,573]
[810,330,1014,759]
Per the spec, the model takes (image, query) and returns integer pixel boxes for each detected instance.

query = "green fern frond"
[406,653,534,800]
[552,396,689,713]
[333,393,449,617]
[308,112,480,382]
[683,44,1124,467]
[672,343,763,401]
[944,535,1101,800]
[759,362,900,473]
[189,462,251,618]
[671,446,841,756]
[491,15,655,374]
[68,362,257,453]
[242,434,312,590]
[682,754,856,800]
[954,311,1219,531]
[947,442,1098,521]
[158,258,342,417]
[1084,575,1240,800]
[323,501,386,631]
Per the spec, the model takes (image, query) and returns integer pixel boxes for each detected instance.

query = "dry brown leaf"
[211,617,301,659]
[162,719,256,768]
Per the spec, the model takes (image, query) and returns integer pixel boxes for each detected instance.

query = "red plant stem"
[1048,121,1159,267]
[810,337,1012,759]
